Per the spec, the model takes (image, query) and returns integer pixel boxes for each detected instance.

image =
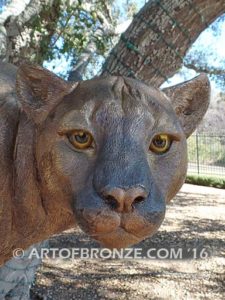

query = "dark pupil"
[75,133,88,144]
[154,137,166,148]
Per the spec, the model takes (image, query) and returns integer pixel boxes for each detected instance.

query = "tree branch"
[0,0,32,60]
[184,62,225,76]
[68,9,131,81]
[102,0,225,87]
[0,0,59,65]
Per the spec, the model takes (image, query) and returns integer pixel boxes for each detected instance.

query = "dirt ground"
[31,184,225,300]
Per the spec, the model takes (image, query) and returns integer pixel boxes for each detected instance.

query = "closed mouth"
[89,226,144,241]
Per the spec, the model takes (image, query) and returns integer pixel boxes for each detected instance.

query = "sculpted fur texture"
[0,63,210,265]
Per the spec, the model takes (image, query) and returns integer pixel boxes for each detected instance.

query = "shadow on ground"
[31,184,225,300]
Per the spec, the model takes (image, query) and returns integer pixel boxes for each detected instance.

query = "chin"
[90,226,159,249]
[93,228,141,248]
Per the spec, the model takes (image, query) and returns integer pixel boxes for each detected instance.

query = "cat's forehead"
[56,76,178,131]
[66,76,172,116]
[76,75,169,108]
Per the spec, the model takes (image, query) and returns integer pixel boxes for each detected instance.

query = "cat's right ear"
[163,74,210,138]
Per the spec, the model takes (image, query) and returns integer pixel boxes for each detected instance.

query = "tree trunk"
[102,0,225,87]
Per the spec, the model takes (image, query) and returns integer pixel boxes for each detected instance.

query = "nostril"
[104,195,118,210]
[133,196,145,204]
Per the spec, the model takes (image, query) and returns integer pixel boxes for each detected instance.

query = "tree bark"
[102,0,225,87]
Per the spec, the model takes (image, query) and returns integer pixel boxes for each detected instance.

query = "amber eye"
[149,134,172,154]
[68,130,93,150]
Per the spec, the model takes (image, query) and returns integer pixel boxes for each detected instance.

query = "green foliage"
[27,0,116,68]
[187,134,225,167]
[28,0,62,64]
[186,174,225,189]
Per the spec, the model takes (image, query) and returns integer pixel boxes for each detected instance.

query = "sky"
[163,14,225,91]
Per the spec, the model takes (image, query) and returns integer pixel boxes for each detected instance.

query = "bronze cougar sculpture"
[0,63,210,265]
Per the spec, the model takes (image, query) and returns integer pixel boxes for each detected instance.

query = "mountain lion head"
[16,64,210,248]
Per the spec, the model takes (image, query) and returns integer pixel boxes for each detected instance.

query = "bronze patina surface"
[0,63,210,265]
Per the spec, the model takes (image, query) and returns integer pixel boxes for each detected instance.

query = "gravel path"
[31,184,225,300]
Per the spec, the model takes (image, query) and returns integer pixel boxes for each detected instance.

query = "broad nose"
[102,187,148,213]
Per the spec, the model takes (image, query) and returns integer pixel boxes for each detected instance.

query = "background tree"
[0,0,132,77]
[1,0,225,85]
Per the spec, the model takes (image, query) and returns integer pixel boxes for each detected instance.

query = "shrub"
[185,174,225,189]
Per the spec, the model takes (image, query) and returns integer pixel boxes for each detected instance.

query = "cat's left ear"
[16,63,78,124]
[162,74,210,137]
